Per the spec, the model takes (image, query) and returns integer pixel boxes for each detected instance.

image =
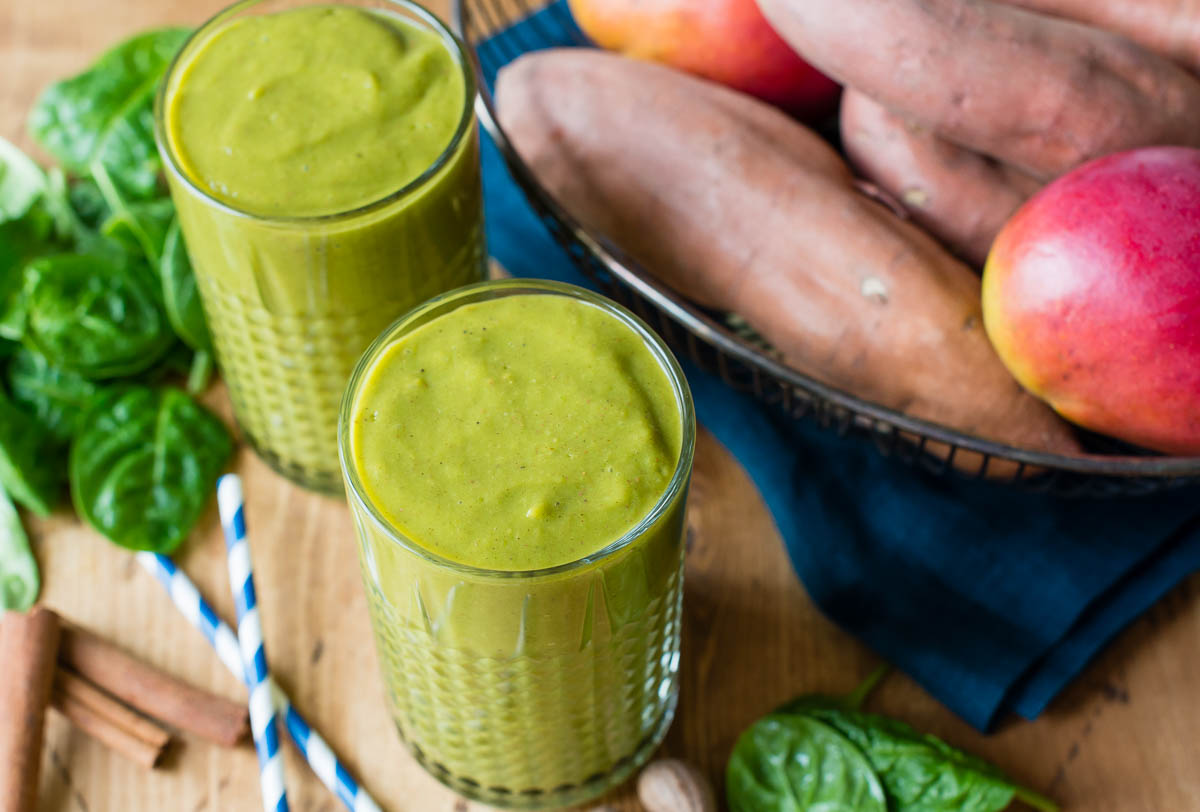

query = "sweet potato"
[1005,0,1200,74]
[496,49,1080,459]
[755,0,1200,178]
[840,90,1040,267]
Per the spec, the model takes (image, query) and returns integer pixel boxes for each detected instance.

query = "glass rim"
[153,0,479,226]
[338,278,698,580]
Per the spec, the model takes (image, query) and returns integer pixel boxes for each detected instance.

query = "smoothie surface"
[350,294,683,571]
[167,4,465,217]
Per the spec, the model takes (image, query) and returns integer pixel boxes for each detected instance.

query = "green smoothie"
[158,0,485,492]
[342,282,695,808]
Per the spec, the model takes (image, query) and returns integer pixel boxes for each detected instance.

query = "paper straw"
[134,552,383,812]
[218,475,289,812]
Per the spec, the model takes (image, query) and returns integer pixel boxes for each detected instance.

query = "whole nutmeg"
[637,758,717,812]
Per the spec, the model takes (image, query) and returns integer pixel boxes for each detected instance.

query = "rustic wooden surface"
[5,2,1200,810]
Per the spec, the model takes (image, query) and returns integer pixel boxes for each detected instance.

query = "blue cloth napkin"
[476,3,1200,732]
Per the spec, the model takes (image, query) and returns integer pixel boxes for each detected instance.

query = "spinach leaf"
[70,386,232,552]
[41,168,89,243]
[0,212,60,340]
[792,707,1056,812]
[727,714,887,812]
[28,28,191,200]
[759,668,1057,812]
[7,347,100,445]
[95,164,174,266]
[129,341,211,394]
[130,341,216,396]
[68,177,111,231]
[40,169,108,245]
[133,340,190,384]
[185,350,214,395]
[160,217,211,352]
[0,389,61,516]
[0,137,46,224]
[22,245,173,378]
[0,487,40,611]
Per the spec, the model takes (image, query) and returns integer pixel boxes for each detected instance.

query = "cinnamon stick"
[50,669,170,768]
[58,624,249,747]
[0,607,61,812]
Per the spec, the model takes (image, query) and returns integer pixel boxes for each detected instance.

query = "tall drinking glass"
[155,0,485,493]
[339,280,696,808]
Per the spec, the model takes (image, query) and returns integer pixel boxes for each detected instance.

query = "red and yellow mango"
[567,0,839,119]
[983,146,1200,455]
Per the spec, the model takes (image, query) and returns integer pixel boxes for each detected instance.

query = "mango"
[983,146,1200,455]
[567,0,839,119]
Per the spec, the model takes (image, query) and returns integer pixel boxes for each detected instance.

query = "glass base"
[245,431,344,496]
[404,689,679,810]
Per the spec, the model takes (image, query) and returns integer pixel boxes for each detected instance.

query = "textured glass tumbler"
[339,281,696,809]
[155,0,486,493]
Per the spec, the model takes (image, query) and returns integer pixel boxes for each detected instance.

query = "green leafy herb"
[95,164,174,267]
[0,487,40,611]
[132,340,191,384]
[0,212,60,340]
[727,714,888,812]
[0,24,230,568]
[797,707,1055,812]
[0,137,46,223]
[160,217,211,352]
[126,341,211,394]
[40,169,109,245]
[185,350,213,395]
[41,168,89,243]
[70,386,232,552]
[28,28,191,200]
[0,390,61,516]
[21,246,174,378]
[7,347,100,445]
[730,670,1058,812]
[67,177,111,231]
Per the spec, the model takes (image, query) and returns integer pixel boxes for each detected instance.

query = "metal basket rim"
[452,0,1200,481]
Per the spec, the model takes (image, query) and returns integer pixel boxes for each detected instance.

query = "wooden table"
[5,2,1200,809]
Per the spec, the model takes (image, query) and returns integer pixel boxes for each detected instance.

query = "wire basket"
[452,0,1200,498]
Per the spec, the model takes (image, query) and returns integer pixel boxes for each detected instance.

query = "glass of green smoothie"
[155,0,486,493]
[339,279,696,808]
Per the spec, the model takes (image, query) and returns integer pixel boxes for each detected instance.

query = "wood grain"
[5,1,1200,810]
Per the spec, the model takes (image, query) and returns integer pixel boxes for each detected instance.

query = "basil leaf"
[795,706,1054,812]
[0,136,46,224]
[0,389,61,516]
[727,714,887,812]
[22,245,173,378]
[7,347,100,445]
[0,487,40,611]
[70,387,232,553]
[28,28,191,200]
[160,218,211,352]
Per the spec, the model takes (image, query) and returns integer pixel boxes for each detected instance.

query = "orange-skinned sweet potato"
[756,0,1200,178]
[1005,0,1200,74]
[840,90,1041,267]
[496,49,1080,459]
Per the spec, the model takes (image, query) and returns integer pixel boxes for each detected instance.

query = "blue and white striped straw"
[218,475,289,812]
[134,553,384,812]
